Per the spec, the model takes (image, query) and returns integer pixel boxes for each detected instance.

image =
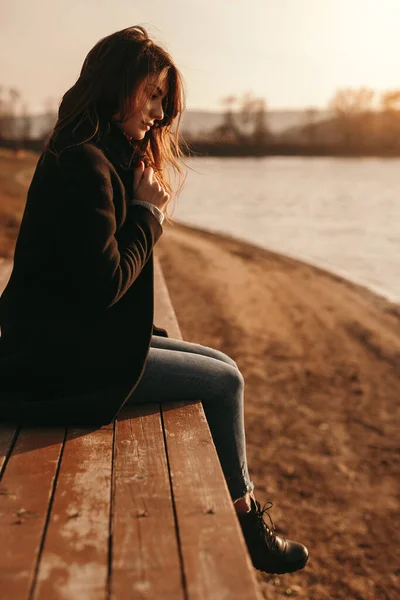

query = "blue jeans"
[127,335,255,502]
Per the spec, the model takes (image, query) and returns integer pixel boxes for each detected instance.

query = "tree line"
[201,86,400,154]
[2,84,400,155]
[0,86,57,141]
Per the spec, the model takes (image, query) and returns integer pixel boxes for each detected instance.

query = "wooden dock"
[0,257,262,599]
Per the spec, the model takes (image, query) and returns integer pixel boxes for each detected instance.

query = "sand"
[157,220,400,600]
[1,149,399,598]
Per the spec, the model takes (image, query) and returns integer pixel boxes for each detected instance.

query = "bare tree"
[221,95,237,131]
[9,87,21,140]
[238,92,269,143]
[303,107,318,144]
[329,87,375,148]
[239,91,256,127]
[21,103,33,141]
[0,86,18,139]
[330,86,375,116]
[251,98,269,144]
[380,89,400,149]
[212,95,242,143]
[381,89,400,112]
[0,86,5,138]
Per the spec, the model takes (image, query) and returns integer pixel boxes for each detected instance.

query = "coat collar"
[55,117,145,171]
[95,119,144,171]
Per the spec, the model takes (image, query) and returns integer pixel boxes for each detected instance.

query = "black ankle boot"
[238,498,309,574]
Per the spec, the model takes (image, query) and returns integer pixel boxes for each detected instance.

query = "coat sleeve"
[56,144,163,310]
[152,324,169,337]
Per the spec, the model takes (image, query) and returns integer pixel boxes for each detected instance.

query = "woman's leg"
[126,340,254,502]
[149,335,238,368]
[127,338,310,574]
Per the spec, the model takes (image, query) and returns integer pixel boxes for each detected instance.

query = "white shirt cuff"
[130,199,165,225]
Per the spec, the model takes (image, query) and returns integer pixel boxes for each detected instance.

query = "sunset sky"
[2,0,400,114]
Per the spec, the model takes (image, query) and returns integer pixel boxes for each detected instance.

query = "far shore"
[3,138,400,159]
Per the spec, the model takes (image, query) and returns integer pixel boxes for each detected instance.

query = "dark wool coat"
[0,120,168,426]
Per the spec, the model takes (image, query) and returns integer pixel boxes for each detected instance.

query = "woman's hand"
[133,161,169,212]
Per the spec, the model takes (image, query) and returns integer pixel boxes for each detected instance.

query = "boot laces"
[254,500,278,550]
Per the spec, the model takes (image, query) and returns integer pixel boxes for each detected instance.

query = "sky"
[2,0,400,114]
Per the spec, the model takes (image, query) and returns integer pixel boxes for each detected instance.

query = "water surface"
[173,156,400,303]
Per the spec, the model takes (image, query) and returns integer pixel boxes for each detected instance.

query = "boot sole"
[255,554,309,575]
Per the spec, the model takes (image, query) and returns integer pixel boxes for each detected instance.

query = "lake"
[173,156,400,304]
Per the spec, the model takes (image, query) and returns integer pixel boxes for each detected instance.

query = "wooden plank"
[0,256,262,599]
[32,424,114,600]
[0,423,19,476]
[0,427,65,599]
[154,258,182,340]
[110,403,184,600]
[161,402,263,600]
[154,257,262,598]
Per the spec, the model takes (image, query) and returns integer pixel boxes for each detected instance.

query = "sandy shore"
[157,220,400,600]
[1,149,399,598]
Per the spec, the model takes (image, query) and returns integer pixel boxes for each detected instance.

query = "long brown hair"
[44,26,189,211]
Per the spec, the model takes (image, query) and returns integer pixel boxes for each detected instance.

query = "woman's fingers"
[142,165,154,184]
[133,164,169,210]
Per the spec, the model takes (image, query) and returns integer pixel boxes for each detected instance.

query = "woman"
[0,26,308,575]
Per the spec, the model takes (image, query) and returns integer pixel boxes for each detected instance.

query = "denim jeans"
[126,335,255,502]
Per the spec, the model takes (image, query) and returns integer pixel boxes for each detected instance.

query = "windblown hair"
[44,26,189,209]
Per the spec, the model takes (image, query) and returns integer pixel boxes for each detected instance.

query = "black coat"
[0,120,167,426]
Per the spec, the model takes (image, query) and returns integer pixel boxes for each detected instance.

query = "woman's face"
[114,75,168,140]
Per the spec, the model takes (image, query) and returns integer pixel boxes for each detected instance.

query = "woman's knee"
[197,343,238,369]
[218,350,239,369]
[150,336,238,369]
[219,364,245,396]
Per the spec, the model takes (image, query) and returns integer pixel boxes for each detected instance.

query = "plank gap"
[0,423,21,479]
[106,419,116,600]
[28,426,68,600]
[159,403,189,600]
